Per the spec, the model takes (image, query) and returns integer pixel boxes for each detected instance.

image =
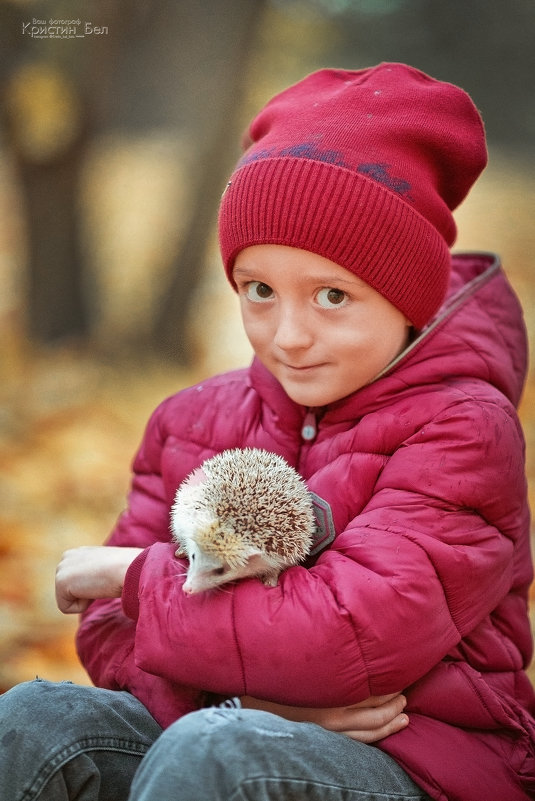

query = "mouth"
[282,362,325,373]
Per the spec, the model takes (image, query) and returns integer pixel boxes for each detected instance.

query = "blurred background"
[0,0,534,689]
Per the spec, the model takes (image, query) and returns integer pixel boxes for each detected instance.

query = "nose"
[273,304,314,352]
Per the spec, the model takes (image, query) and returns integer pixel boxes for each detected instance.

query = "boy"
[3,63,534,801]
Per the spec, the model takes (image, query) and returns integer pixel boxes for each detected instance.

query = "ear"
[183,466,207,488]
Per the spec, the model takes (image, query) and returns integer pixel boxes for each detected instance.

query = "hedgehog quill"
[171,448,316,594]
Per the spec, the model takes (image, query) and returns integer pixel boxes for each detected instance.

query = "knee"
[166,706,287,765]
[0,680,73,769]
[131,707,288,799]
[0,679,90,747]
[0,679,59,725]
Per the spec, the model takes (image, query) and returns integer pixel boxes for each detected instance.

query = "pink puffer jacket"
[77,253,535,801]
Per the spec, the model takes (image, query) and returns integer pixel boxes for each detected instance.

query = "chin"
[283,386,339,407]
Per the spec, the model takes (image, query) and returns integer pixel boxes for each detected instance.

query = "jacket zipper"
[301,408,318,442]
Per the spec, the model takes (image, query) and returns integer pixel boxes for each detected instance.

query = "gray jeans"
[0,679,431,801]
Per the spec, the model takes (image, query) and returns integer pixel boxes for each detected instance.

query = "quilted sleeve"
[124,397,530,707]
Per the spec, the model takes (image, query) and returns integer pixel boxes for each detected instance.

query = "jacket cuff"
[122,548,149,620]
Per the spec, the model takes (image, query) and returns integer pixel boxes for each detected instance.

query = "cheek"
[368,329,410,376]
[239,307,271,349]
[354,304,409,357]
[381,319,411,360]
[337,319,408,376]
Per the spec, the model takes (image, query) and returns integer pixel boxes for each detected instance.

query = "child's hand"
[300,693,409,742]
[55,546,144,614]
[241,693,408,743]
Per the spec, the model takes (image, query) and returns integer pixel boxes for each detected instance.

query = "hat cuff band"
[219,158,451,329]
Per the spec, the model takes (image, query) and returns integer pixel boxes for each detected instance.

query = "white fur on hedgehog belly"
[170,449,316,595]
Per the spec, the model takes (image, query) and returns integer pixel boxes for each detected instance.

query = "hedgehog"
[170,448,316,594]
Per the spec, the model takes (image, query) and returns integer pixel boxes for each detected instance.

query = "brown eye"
[246,281,274,302]
[317,287,348,308]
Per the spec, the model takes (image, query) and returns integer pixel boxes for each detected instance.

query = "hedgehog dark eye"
[190,553,195,561]
[213,567,225,576]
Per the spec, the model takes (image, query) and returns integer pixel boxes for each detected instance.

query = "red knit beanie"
[218,63,487,329]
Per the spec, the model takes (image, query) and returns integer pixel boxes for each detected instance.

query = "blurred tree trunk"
[4,80,91,342]
[151,0,268,363]
[0,0,131,346]
[0,3,90,344]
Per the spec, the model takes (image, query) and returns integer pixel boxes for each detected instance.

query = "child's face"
[233,245,411,407]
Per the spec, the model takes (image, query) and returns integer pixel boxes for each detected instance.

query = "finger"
[325,694,407,733]
[351,694,407,730]
[344,711,409,743]
[62,598,91,615]
[55,592,91,615]
[352,692,404,709]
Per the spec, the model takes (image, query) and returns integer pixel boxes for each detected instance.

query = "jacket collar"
[372,252,501,383]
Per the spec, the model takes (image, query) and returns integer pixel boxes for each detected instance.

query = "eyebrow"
[232,267,260,280]
[233,267,367,288]
[313,275,367,288]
